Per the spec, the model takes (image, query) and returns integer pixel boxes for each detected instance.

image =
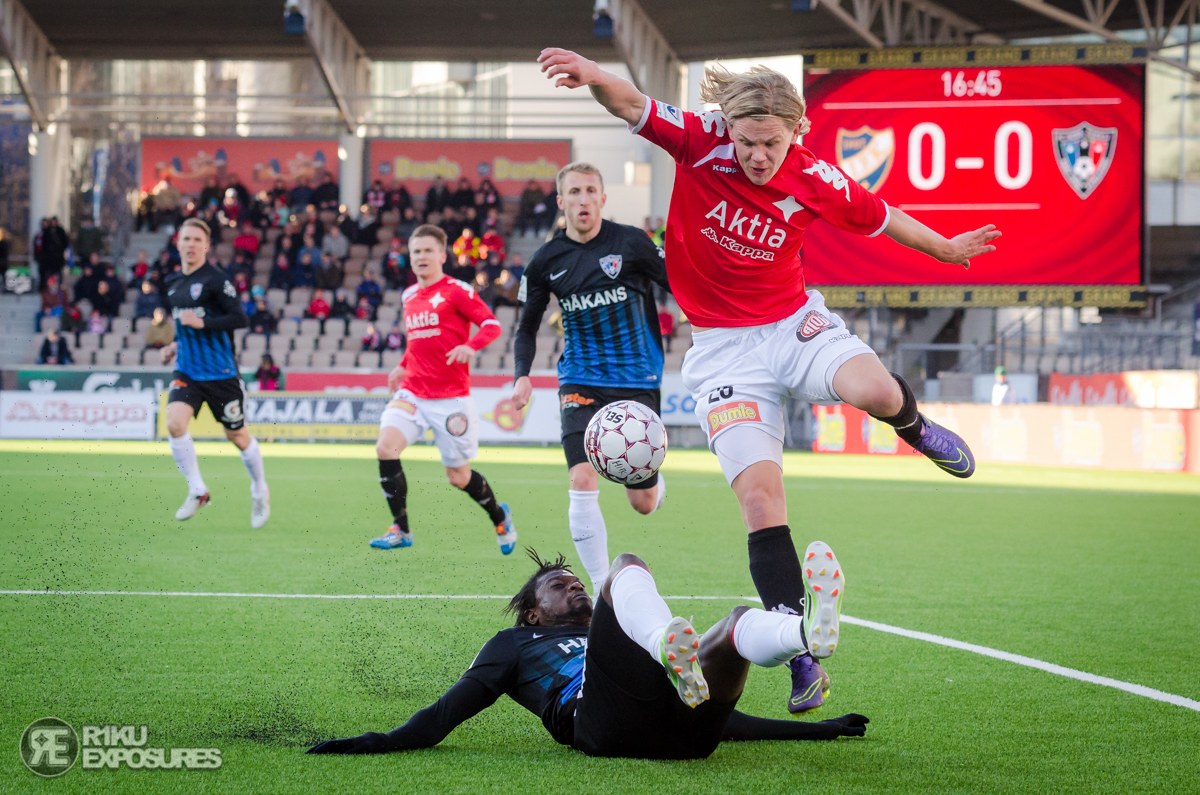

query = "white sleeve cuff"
[867,202,890,238]
[629,96,653,134]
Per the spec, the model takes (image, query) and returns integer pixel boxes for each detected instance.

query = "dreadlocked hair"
[505,548,574,627]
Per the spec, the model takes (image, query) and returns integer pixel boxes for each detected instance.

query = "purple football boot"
[913,414,975,478]
[788,654,831,713]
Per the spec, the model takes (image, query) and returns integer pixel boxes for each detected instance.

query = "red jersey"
[633,97,889,327]
[399,275,501,399]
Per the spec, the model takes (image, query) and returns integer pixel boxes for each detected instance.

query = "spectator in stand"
[255,353,281,391]
[73,262,100,305]
[355,205,381,245]
[144,306,174,349]
[642,216,655,237]
[424,176,451,221]
[0,227,9,292]
[651,216,665,248]
[128,249,151,288]
[102,264,123,296]
[462,206,482,237]
[239,289,254,318]
[991,366,1017,405]
[314,252,344,291]
[35,216,69,289]
[293,251,316,289]
[307,289,331,320]
[199,176,222,208]
[271,196,290,227]
[247,284,265,313]
[478,178,501,214]
[234,222,261,258]
[355,295,374,321]
[356,268,382,309]
[136,280,161,318]
[385,320,404,351]
[448,253,476,283]
[361,322,382,352]
[481,228,506,264]
[39,274,69,327]
[226,173,250,208]
[441,207,465,244]
[269,177,289,205]
[249,297,278,334]
[38,328,73,365]
[658,304,676,352]
[302,217,326,247]
[491,264,521,308]
[275,230,297,266]
[395,206,419,240]
[94,280,121,318]
[290,176,314,211]
[200,203,222,241]
[152,176,183,228]
[452,228,484,265]
[59,303,83,334]
[386,180,412,214]
[321,223,349,263]
[74,216,105,264]
[380,237,410,289]
[297,233,322,270]
[268,253,292,291]
[539,186,559,231]
[330,288,354,319]
[86,308,107,334]
[450,176,475,210]
[219,187,243,226]
[312,171,340,211]
[482,206,502,235]
[364,179,387,213]
[516,180,545,235]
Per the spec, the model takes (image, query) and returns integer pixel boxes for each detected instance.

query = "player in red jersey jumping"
[538,49,1001,713]
[369,224,517,554]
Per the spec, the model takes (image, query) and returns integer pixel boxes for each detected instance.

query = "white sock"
[730,607,807,667]
[568,490,609,590]
[168,433,207,495]
[609,564,672,659]
[239,437,267,498]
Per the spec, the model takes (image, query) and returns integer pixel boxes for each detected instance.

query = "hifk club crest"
[190,283,203,301]
[796,310,833,341]
[1052,122,1117,199]
[599,254,622,279]
[835,126,895,193]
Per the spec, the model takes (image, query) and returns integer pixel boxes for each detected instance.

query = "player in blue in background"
[160,218,270,529]
[511,163,673,592]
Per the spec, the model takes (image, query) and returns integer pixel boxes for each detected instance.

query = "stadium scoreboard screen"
[800,63,1145,288]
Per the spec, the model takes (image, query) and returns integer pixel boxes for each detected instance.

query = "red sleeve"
[452,282,502,351]
[799,155,890,238]
[632,97,732,167]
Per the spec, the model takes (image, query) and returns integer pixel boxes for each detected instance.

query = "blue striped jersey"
[165,264,248,381]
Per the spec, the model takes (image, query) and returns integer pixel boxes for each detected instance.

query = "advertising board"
[0,391,156,440]
[367,139,572,197]
[141,138,338,195]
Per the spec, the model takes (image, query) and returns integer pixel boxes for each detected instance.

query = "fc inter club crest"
[1052,122,1117,199]
[190,283,203,301]
[835,126,895,193]
[796,310,833,341]
[599,255,622,279]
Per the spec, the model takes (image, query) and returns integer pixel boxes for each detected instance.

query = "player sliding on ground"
[369,225,517,553]
[511,162,673,592]
[537,49,1001,713]
[308,545,865,759]
[161,218,270,529]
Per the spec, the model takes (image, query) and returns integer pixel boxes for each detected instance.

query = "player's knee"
[446,467,471,488]
[600,553,648,603]
[627,488,655,515]
[568,463,598,491]
[705,605,752,650]
[166,415,188,437]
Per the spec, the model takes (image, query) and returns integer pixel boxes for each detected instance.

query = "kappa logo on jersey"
[713,164,738,174]
[706,401,761,437]
[701,227,775,262]
[1052,122,1117,199]
[836,126,895,193]
[796,310,834,341]
[704,200,788,250]
[657,101,685,129]
[445,412,469,437]
[802,160,853,201]
[560,285,628,313]
[190,283,203,301]
[599,254,622,279]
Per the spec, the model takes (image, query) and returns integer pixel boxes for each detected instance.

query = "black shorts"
[559,384,661,490]
[168,371,247,431]
[572,594,737,759]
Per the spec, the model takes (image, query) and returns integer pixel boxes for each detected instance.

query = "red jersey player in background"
[538,49,1001,714]
[369,224,517,554]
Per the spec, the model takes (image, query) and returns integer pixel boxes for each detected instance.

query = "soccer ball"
[584,400,668,485]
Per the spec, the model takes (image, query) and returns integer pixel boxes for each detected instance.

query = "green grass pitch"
[1,440,1198,794]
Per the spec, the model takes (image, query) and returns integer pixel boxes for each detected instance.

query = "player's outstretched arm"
[307,678,500,755]
[722,710,869,742]
[159,342,177,365]
[883,207,1001,269]
[538,48,646,126]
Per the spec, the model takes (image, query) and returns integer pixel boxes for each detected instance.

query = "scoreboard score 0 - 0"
[800,64,1144,287]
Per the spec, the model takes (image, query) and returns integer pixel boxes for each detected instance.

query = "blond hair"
[178,217,211,241]
[410,223,447,248]
[699,64,810,135]
[556,162,604,195]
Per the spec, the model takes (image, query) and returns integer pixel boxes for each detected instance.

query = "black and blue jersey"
[514,220,670,389]
[165,264,247,381]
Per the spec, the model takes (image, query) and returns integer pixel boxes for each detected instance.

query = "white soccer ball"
[584,400,669,485]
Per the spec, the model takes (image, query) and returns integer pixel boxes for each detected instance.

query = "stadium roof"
[19,0,1193,62]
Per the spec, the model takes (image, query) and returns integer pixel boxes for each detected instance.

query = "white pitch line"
[3,589,1197,713]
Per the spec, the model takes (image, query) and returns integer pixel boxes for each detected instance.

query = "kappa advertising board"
[368,139,572,197]
[0,391,156,440]
[141,138,338,195]
[800,64,1144,285]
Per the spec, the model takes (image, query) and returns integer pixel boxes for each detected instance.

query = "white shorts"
[682,290,876,484]
[379,388,478,468]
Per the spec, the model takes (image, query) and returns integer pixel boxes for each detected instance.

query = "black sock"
[378,459,408,533]
[872,372,923,447]
[748,524,807,619]
[462,470,506,526]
